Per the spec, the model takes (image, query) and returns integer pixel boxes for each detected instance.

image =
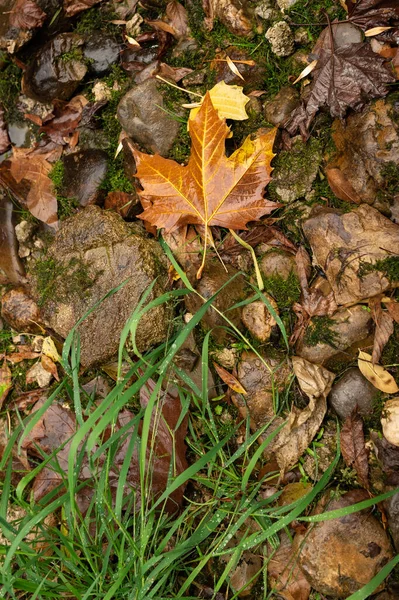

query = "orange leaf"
[213,362,246,394]
[41,355,60,382]
[133,93,278,235]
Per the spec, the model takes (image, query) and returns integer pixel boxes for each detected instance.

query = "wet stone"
[296,490,393,598]
[259,250,296,280]
[1,287,42,333]
[30,206,170,368]
[117,79,180,156]
[265,21,294,57]
[62,150,108,207]
[328,367,378,419]
[23,33,87,103]
[297,305,373,364]
[83,33,121,76]
[264,86,300,126]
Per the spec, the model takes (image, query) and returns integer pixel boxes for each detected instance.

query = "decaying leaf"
[346,0,399,31]
[9,0,46,30]
[292,356,335,400]
[189,81,250,122]
[41,355,59,382]
[0,360,12,411]
[267,358,334,474]
[134,93,277,276]
[63,0,103,16]
[26,361,53,388]
[213,362,246,394]
[39,95,88,146]
[4,148,58,227]
[358,350,399,393]
[326,167,362,204]
[341,408,369,489]
[268,532,311,600]
[165,0,191,39]
[384,298,399,323]
[286,25,395,137]
[0,106,10,155]
[369,295,394,363]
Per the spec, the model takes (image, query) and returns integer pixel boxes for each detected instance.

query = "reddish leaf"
[0,106,10,155]
[158,62,193,82]
[386,300,399,323]
[41,355,60,382]
[104,191,135,218]
[39,95,88,146]
[341,408,370,490]
[286,25,395,137]
[326,167,362,204]
[134,93,277,236]
[213,362,247,394]
[5,148,58,227]
[7,351,41,364]
[0,360,12,411]
[63,0,103,16]
[9,0,46,30]
[369,295,394,363]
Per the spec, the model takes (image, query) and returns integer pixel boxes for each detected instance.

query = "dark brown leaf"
[326,167,362,204]
[213,362,246,394]
[285,26,395,137]
[39,95,88,146]
[295,247,338,319]
[386,299,399,323]
[165,0,191,39]
[347,0,399,31]
[104,191,136,218]
[9,0,46,30]
[41,354,60,382]
[7,351,41,364]
[369,295,394,363]
[0,105,10,155]
[63,0,103,16]
[157,62,193,82]
[341,408,369,489]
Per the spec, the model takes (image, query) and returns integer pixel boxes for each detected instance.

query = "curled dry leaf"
[340,408,369,489]
[267,358,334,474]
[0,360,12,411]
[189,81,250,123]
[385,299,399,323]
[369,295,394,363]
[358,350,399,393]
[39,95,88,146]
[292,356,335,400]
[213,362,247,394]
[63,0,103,17]
[41,355,59,382]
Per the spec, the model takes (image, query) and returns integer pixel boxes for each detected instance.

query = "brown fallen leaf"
[6,351,42,364]
[385,299,399,323]
[267,358,334,474]
[358,350,399,393]
[39,95,88,146]
[346,0,399,31]
[63,0,103,16]
[133,93,277,276]
[6,148,58,227]
[157,63,193,83]
[165,0,191,39]
[326,167,362,204]
[41,355,59,382]
[104,191,135,218]
[26,361,53,388]
[0,105,10,155]
[9,0,46,30]
[213,362,246,394]
[268,532,311,600]
[0,360,12,411]
[341,408,369,489]
[369,295,394,363]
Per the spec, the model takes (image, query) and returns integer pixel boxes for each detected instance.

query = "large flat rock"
[31,206,170,368]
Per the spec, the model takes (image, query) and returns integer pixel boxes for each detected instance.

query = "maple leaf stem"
[228,229,264,291]
[155,75,203,98]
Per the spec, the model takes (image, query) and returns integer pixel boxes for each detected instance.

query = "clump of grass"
[304,315,339,347]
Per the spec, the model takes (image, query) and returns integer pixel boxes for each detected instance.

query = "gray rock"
[255,0,279,21]
[62,150,108,207]
[297,305,373,364]
[331,22,363,47]
[117,79,180,156]
[83,33,121,76]
[31,206,170,368]
[277,0,299,10]
[265,22,294,57]
[264,86,300,126]
[23,34,87,102]
[182,70,206,87]
[271,137,323,203]
[328,368,379,419]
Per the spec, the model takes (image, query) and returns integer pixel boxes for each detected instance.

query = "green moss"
[60,48,84,63]
[0,328,13,354]
[312,175,354,213]
[376,161,399,204]
[286,0,346,43]
[49,161,79,220]
[263,270,301,311]
[75,6,122,39]
[359,256,399,283]
[0,60,23,120]
[304,316,339,347]
[31,255,98,306]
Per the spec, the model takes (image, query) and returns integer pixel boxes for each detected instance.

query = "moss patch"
[0,60,23,121]
[263,270,301,311]
[49,161,80,220]
[304,315,339,347]
[359,256,399,283]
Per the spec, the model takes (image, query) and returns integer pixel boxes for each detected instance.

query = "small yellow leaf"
[189,81,249,123]
[226,56,245,81]
[42,337,61,363]
[358,350,399,393]
[213,362,247,394]
[364,26,393,37]
[293,59,318,85]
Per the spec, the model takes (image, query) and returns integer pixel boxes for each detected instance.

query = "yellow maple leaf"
[189,81,249,123]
